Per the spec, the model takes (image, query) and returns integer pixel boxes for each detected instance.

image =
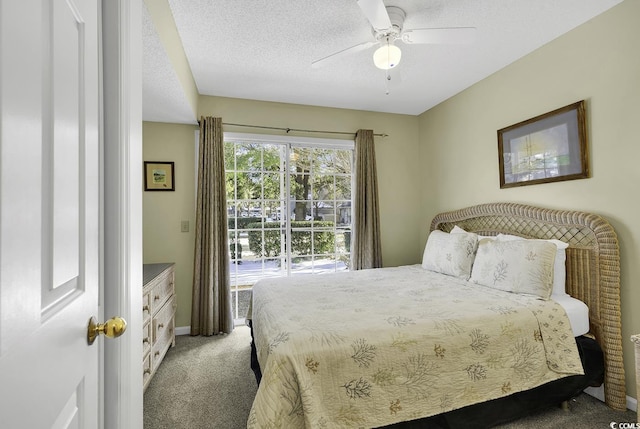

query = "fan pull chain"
[384,70,391,95]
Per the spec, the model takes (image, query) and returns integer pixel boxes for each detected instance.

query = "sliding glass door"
[224,135,353,320]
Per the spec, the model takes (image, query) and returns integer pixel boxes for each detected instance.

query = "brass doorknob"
[87,316,127,345]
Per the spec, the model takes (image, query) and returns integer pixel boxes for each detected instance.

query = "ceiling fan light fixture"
[373,40,401,70]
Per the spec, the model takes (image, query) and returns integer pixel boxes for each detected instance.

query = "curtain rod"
[198,120,388,138]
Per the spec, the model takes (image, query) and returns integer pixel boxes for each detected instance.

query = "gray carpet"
[144,326,636,428]
[144,326,258,429]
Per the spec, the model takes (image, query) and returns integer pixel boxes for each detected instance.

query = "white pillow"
[422,230,478,280]
[451,225,496,241]
[496,234,569,297]
[470,238,557,299]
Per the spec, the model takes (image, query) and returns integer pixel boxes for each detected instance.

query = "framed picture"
[497,100,588,189]
[144,161,175,191]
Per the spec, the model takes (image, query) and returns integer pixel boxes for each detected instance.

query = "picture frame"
[144,161,175,191]
[497,100,588,189]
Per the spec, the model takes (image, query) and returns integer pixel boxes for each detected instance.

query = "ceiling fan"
[312,0,476,70]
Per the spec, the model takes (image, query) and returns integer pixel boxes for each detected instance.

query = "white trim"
[175,326,191,336]
[224,132,354,149]
[194,131,354,169]
[102,0,143,428]
[584,385,606,403]
[175,324,247,336]
[97,3,106,427]
[629,396,639,413]
[221,132,355,318]
[584,385,636,412]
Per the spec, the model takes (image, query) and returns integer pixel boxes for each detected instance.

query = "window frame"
[195,131,355,320]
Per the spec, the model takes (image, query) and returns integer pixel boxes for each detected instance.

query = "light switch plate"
[181,220,189,232]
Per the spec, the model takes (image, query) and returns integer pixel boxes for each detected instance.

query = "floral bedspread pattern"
[246,265,583,428]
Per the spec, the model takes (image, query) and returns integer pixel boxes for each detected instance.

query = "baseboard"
[630,396,639,413]
[584,385,637,412]
[175,320,246,336]
[175,325,190,336]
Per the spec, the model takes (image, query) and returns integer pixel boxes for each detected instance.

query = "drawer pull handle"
[154,351,160,357]
[158,323,164,330]
[144,368,151,375]
[143,305,150,312]
[154,295,160,301]
[143,338,149,344]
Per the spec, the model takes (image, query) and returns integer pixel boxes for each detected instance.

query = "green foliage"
[225,142,352,263]
[224,142,282,202]
[229,241,242,260]
[246,221,335,257]
[228,217,263,230]
[246,223,281,257]
[344,231,351,251]
[225,142,353,221]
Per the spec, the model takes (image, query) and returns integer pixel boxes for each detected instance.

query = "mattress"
[552,294,590,337]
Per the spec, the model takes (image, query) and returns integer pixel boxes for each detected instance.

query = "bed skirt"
[248,321,604,429]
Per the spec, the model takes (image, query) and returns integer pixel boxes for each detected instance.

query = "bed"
[246,202,625,428]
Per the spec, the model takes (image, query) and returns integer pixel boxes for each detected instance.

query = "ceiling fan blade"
[401,27,477,45]
[312,40,376,68]
[356,0,391,31]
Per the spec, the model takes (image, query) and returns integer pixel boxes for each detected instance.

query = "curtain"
[352,129,383,270]
[191,116,233,335]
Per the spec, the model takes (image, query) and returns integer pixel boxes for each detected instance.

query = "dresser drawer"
[151,271,174,314]
[142,321,152,359]
[153,294,176,342]
[142,291,152,326]
[143,353,153,390]
[152,295,176,372]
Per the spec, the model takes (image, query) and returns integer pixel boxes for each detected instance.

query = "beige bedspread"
[246,265,583,428]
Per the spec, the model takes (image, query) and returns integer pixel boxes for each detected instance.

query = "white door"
[0,0,104,427]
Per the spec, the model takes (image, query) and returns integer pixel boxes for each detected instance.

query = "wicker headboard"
[430,202,625,410]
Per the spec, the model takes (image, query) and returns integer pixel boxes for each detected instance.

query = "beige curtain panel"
[191,116,233,335]
[352,129,383,270]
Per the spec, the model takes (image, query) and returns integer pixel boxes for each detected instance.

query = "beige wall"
[143,98,421,328]
[418,0,639,399]
[143,122,197,328]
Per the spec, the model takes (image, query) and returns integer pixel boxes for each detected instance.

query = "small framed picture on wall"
[144,161,175,191]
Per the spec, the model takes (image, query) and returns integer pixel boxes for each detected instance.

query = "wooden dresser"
[143,263,176,391]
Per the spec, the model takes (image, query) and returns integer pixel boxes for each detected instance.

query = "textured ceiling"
[142,0,623,123]
[143,5,195,124]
